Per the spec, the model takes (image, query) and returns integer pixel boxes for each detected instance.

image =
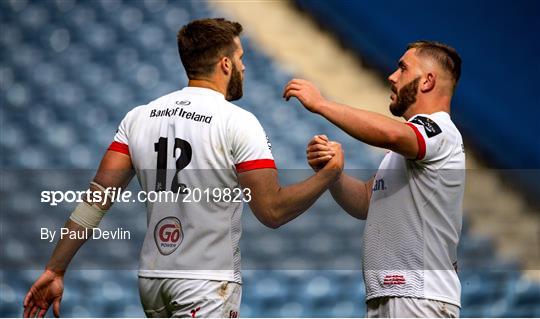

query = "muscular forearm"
[329,174,372,220]
[318,100,404,149]
[45,219,90,274]
[45,181,130,273]
[270,169,339,227]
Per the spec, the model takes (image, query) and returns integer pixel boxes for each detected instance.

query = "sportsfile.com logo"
[40,187,252,206]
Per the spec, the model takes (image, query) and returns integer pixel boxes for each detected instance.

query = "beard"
[226,63,243,101]
[389,77,420,117]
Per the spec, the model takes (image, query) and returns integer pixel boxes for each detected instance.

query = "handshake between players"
[23,16,463,317]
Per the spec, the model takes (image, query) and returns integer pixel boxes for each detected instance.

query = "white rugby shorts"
[138,277,241,318]
[367,296,460,318]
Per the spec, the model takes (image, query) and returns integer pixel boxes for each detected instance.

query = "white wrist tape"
[90,181,115,202]
[69,201,107,229]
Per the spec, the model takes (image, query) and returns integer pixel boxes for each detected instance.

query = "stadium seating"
[1,0,538,317]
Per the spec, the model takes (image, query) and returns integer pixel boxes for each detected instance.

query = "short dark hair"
[177,18,243,79]
[407,40,462,90]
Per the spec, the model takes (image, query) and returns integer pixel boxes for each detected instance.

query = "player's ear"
[420,72,436,93]
[219,56,232,76]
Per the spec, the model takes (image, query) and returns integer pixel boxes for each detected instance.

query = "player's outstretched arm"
[23,150,134,318]
[329,174,373,220]
[238,142,344,229]
[284,79,419,159]
[306,135,373,220]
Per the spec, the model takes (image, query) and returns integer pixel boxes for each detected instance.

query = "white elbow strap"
[69,201,107,229]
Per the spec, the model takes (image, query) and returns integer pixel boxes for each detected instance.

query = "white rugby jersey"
[363,111,465,307]
[108,87,275,283]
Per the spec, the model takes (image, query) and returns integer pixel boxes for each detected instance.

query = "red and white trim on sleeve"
[108,141,130,155]
[235,159,276,173]
[406,123,426,160]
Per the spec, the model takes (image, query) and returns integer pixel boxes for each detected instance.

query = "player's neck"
[188,79,227,97]
[403,95,451,120]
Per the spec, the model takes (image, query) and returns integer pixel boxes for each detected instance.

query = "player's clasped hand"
[306,135,332,171]
[23,269,64,318]
[306,135,344,177]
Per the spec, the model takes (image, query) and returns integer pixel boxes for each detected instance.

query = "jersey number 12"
[154,137,192,193]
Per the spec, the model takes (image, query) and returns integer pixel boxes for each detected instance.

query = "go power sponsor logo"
[154,217,183,255]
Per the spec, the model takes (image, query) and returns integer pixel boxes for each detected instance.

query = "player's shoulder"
[409,112,461,139]
[223,100,260,123]
[119,104,145,124]
[123,90,181,118]
[144,90,182,109]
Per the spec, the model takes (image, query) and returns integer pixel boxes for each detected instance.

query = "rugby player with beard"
[284,41,465,317]
[23,18,344,318]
